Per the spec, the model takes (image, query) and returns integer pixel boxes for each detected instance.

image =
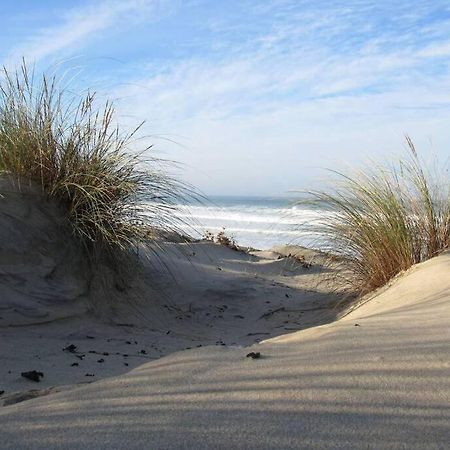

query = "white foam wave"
[139,199,330,249]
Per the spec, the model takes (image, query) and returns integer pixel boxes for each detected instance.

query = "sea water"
[173,195,326,250]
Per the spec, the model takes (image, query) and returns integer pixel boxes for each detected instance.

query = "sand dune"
[0,239,341,406]
[0,187,342,408]
[0,180,91,326]
[0,187,449,449]
[1,258,449,448]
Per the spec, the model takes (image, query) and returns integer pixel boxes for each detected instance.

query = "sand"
[0,185,343,402]
[0,184,449,449]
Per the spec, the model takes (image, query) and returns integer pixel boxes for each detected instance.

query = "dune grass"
[0,63,190,256]
[301,139,450,295]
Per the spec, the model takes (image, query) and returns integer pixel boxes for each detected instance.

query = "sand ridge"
[0,251,449,448]
[0,239,341,405]
[0,184,448,449]
[0,186,343,407]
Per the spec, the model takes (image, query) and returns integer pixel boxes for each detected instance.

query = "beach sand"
[0,187,343,403]
[0,186,449,448]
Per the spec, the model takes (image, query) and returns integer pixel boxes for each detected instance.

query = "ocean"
[174,195,325,250]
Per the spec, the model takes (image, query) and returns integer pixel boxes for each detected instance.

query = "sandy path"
[1,251,448,449]
[0,241,342,406]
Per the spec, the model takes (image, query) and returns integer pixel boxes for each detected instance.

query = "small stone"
[63,344,77,353]
[246,352,261,359]
[71,363,79,367]
[21,370,44,382]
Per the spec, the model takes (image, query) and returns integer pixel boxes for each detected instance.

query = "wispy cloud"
[4,0,164,67]
[3,0,450,194]
[108,0,450,193]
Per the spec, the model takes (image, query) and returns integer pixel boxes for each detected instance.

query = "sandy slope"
[1,183,448,449]
[0,240,341,404]
[0,183,342,407]
[1,251,449,448]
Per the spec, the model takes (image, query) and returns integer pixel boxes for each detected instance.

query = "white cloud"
[5,0,450,194]
[108,2,450,194]
[417,41,450,58]
[4,0,162,67]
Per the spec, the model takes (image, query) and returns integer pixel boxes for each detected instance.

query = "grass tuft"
[0,62,191,256]
[300,139,450,295]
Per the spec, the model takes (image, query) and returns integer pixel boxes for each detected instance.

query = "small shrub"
[299,139,450,295]
[287,253,312,269]
[204,228,238,249]
[0,62,190,256]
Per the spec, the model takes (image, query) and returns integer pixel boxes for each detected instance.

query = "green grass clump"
[0,63,189,254]
[301,139,450,295]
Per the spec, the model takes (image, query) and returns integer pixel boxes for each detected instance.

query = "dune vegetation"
[302,139,450,295]
[0,63,189,257]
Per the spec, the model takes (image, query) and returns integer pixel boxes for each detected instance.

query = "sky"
[2,0,450,195]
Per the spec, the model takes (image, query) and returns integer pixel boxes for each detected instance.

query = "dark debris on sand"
[63,344,77,353]
[21,370,44,382]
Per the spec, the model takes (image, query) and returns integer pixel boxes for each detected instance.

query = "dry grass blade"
[0,62,193,258]
[298,140,450,295]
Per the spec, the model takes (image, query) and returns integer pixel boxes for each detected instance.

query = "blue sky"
[2,1,450,195]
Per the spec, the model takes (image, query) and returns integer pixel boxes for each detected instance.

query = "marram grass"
[301,139,450,295]
[0,63,191,255]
